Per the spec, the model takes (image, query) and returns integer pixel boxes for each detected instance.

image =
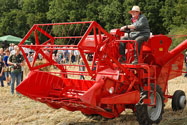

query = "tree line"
[0,0,186,49]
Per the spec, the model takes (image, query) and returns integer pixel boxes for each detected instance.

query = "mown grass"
[0,70,187,125]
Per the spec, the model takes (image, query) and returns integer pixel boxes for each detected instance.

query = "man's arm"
[8,55,13,65]
[120,25,136,31]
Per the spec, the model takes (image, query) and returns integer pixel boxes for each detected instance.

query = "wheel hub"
[147,92,162,121]
[179,95,186,109]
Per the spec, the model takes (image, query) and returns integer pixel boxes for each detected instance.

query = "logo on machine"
[159,48,163,51]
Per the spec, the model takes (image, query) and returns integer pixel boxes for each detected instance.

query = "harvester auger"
[17,21,187,125]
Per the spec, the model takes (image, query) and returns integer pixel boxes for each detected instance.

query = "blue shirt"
[3,56,9,66]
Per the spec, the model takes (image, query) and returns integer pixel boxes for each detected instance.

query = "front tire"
[172,90,186,111]
[135,84,164,125]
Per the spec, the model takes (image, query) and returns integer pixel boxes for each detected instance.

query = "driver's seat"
[139,38,152,63]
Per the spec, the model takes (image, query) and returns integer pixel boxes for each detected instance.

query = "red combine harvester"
[17,21,187,125]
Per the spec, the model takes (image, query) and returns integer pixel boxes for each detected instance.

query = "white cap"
[129,6,140,14]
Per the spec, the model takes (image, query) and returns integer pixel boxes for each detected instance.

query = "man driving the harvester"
[119,5,150,64]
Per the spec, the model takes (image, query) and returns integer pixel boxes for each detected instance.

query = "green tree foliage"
[47,0,88,22]
[0,0,51,38]
[98,0,124,31]
[0,0,21,36]
[22,0,51,27]
[171,0,187,49]
[0,0,20,13]
[0,0,185,47]
[160,0,177,32]
[169,24,187,50]
[172,0,187,27]
[160,0,187,31]
[140,0,165,34]
[0,9,27,37]
[161,0,187,49]
[84,1,101,23]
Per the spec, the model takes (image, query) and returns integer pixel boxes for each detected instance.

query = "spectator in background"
[56,53,62,64]
[44,49,50,56]
[58,48,65,56]
[69,45,75,63]
[9,43,14,52]
[185,52,187,77]
[52,53,56,61]
[10,44,17,55]
[79,58,85,80]
[8,46,25,95]
[0,48,5,86]
[3,49,11,86]
[0,48,4,60]
[71,50,76,63]
[23,44,30,56]
[0,56,4,87]
[74,49,80,63]
[87,53,93,62]
[64,48,70,63]
[53,46,58,56]
[27,52,33,62]
[29,43,34,54]
[61,57,66,64]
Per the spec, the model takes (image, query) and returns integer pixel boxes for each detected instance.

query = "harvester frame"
[17,21,187,125]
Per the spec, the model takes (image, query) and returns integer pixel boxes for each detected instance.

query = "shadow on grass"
[59,108,187,125]
[59,113,138,125]
[160,108,187,125]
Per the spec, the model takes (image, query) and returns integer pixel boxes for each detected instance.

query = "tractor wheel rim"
[179,95,186,109]
[147,92,162,121]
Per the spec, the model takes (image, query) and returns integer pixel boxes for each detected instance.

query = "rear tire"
[135,84,164,125]
[172,90,186,111]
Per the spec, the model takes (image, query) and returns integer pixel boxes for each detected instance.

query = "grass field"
[0,74,187,125]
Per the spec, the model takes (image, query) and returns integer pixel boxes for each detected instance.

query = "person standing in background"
[74,49,80,63]
[23,44,30,56]
[3,49,11,86]
[0,48,4,60]
[79,58,85,80]
[9,43,14,52]
[0,56,4,87]
[64,48,70,63]
[185,52,187,77]
[10,44,16,55]
[8,46,25,95]
[27,52,33,62]
[0,48,5,87]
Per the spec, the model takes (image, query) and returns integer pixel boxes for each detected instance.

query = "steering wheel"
[120,26,131,39]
